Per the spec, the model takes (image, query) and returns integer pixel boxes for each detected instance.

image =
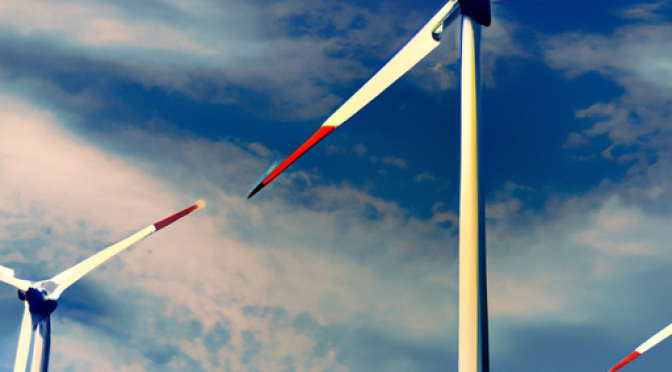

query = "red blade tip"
[154,200,205,230]
[609,351,641,372]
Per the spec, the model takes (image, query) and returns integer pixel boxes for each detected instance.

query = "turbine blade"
[13,302,32,372]
[608,322,672,372]
[47,200,205,299]
[247,0,461,198]
[30,322,43,372]
[0,265,31,292]
[42,318,51,372]
[30,318,51,372]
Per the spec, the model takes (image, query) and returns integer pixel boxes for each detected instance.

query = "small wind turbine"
[0,200,205,372]
[608,322,672,372]
[247,1,491,372]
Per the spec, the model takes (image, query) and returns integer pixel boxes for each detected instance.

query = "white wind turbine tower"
[0,200,205,372]
[247,1,492,371]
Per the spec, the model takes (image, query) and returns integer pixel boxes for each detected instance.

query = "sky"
[0,0,671,371]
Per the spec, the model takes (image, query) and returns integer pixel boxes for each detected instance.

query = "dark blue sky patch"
[496,0,647,35]
[481,60,630,205]
[349,14,368,30]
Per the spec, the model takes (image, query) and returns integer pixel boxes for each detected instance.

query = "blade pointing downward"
[30,319,50,372]
[47,200,205,299]
[609,322,672,372]
[39,318,51,372]
[248,0,460,198]
[13,302,32,372]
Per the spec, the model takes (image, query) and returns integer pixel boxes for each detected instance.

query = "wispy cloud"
[382,155,408,169]
[0,92,458,371]
[620,0,672,21]
[544,17,672,177]
[409,8,527,92]
[0,0,436,120]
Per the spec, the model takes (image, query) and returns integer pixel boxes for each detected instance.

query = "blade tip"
[609,350,641,372]
[247,182,266,199]
[195,200,206,209]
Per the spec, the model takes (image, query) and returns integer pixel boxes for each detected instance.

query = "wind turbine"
[0,200,205,372]
[247,1,491,372]
[608,322,672,372]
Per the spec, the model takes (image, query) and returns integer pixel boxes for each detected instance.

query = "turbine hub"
[25,287,58,326]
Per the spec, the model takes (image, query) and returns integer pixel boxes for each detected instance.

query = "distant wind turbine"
[247,1,491,372]
[608,322,672,372]
[0,200,205,372]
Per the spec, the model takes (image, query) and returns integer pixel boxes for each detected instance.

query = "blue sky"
[0,0,671,371]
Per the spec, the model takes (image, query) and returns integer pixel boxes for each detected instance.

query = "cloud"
[543,18,672,175]
[353,144,368,157]
[0,92,459,372]
[415,171,436,182]
[0,0,440,120]
[483,178,672,368]
[382,155,408,169]
[409,8,527,92]
[620,0,672,21]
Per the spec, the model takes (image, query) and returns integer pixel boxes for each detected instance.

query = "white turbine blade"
[47,200,205,299]
[13,302,32,372]
[248,0,460,198]
[321,0,459,127]
[0,265,31,292]
[30,322,44,372]
[609,322,672,372]
[30,318,51,372]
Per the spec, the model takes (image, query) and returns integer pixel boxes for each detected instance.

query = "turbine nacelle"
[22,288,58,327]
[460,0,491,27]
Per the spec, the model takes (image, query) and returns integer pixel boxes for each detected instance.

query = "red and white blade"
[248,125,337,198]
[609,322,672,371]
[47,200,205,299]
[247,0,461,198]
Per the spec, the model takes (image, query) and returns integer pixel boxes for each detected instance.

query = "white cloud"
[620,0,672,21]
[382,155,408,169]
[0,92,458,371]
[409,8,527,92]
[0,0,440,120]
[415,171,436,182]
[544,20,672,170]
